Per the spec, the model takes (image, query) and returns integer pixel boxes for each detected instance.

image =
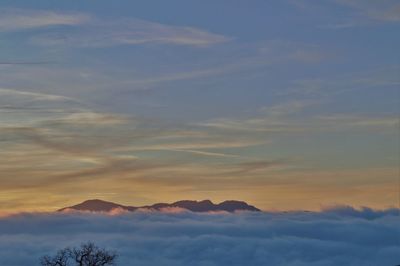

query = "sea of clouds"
[0,206,399,266]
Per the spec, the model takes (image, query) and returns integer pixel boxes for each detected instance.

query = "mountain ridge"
[58,199,261,213]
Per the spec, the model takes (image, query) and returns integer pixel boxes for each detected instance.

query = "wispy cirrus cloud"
[329,0,400,28]
[156,149,239,158]
[335,0,400,22]
[0,9,89,31]
[54,112,129,126]
[0,39,328,99]
[201,114,399,133]
[1,83,396,213]
[199,100,399,133]
[0,8,229,47]
[292,0,400,29]
[281,66,400,97]
[0,61,54,65]
[31,17,230,47]
[0,88,76,102]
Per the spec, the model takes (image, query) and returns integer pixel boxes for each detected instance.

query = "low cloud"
[0,207,399,266]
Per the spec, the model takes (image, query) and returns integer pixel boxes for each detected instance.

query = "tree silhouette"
[40,249,69,266]
[40,242,117,266]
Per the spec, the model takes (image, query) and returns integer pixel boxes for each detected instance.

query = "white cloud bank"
[0,207,399,266]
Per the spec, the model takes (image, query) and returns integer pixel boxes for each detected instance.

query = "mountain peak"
[58,199,127,212]
[81,199,110,204]
[218,200,260,212]
[58,199,260,213]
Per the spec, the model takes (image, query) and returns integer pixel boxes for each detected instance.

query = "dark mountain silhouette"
[58,199,137,212]
[58,199,260,213]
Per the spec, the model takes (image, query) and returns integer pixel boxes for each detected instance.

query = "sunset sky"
[0,0,399,213]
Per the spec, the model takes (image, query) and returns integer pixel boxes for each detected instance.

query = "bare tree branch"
[40,242,117,266]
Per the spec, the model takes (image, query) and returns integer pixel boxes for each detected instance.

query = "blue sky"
[0,0,399,212]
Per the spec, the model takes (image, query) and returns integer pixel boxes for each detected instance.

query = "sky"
[0,208,400,265]
[0,0,399,213]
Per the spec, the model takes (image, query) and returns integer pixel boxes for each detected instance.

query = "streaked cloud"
[0,88,76,102]
[280,67,400,98]
[0,8,229,47]
[199,100,398,133]
[292,0,400,29]
[31,17,230,47]
[0,39,330,104]
[159,149,239,158]
[0,8,89,31]
[335,0,400,22]
[54,112,128,126]
[0,61,54,65]
[0,83,397,212]
[327,0,400,28]
[316,114,399,128]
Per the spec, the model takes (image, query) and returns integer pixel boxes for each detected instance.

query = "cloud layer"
[0,207,399,266]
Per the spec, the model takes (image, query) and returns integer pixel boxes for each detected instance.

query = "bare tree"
[71,242,117,266]
[40,242,117,266]
[40,249,69,266]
